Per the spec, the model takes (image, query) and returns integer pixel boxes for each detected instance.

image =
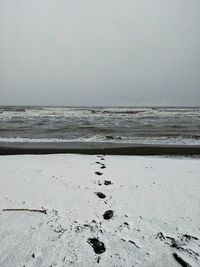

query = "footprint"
[103,210,114,220]
[95,192,106,199]
[87,238,106,254]
[95,161,103,165]
[104,180,112,186]
[95,172,103,176]
[97,156,105,161]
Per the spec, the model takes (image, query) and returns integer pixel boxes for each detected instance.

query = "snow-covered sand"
[0,154,200,266]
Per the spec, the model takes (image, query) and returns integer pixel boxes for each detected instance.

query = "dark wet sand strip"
[0,142,200,155]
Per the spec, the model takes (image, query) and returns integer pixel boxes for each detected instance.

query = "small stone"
[106,135,114,139]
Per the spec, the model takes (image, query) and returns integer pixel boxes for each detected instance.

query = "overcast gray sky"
[0,0,199,106]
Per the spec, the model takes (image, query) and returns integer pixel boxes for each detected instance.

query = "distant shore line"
[0,142,200,155]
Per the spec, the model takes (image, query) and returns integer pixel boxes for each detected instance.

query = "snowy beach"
[0,154,199,266]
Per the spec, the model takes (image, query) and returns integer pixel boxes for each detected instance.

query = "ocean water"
[0,106,200,145]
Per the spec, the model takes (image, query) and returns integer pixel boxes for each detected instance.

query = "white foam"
[1,107,199,120]
[0,136,199,145]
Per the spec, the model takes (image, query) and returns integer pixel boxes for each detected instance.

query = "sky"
[0,0,199,106]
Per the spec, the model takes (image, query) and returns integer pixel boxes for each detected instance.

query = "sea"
[0,106,200,145]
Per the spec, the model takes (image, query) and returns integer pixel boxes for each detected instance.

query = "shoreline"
[0,142,200,155]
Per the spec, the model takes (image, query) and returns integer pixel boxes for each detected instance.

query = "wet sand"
[0,142,200,155]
